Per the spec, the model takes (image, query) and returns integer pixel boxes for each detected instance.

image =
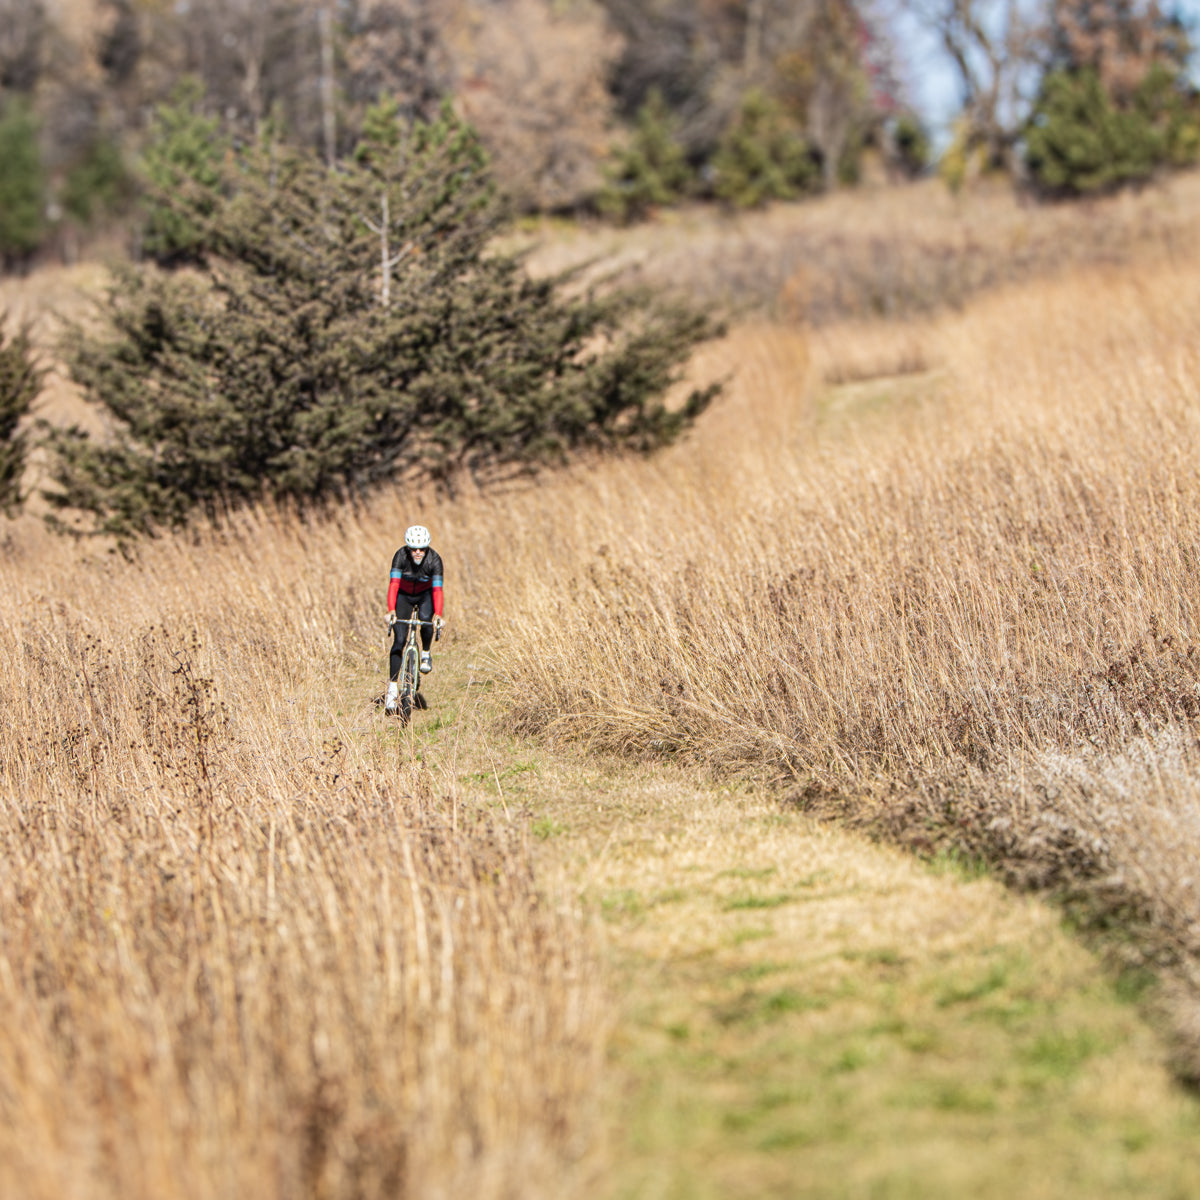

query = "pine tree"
[713,89,817,209]
[598,89,693,223]
[0,322,43,515]
[1026,0,1199,194]
[1134,61,1200,167]
[0,100,46,270]
[47,104,721,540]
[62,136,134,226]
[139,78,228,265]
[1025,65,1198,194]
[890,113,931,179]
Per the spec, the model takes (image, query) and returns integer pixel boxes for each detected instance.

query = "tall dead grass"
[516,173,1200,323]
[11,182,1200,1167]
[430,260,1200,1062]
[0,507,606,1199]
[475,266,1200,775]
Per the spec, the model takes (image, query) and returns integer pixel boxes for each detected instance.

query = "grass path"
[342,632,1200,1197]
[560,778,1200,1198]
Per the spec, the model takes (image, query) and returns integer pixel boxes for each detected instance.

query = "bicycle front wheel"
[399,646,420,722]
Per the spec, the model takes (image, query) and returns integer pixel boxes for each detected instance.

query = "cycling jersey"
[388,546,444,616]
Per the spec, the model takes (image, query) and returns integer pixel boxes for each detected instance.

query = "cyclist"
[386,525,445,713]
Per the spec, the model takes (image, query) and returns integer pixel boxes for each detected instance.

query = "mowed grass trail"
[370,649,1200,1200]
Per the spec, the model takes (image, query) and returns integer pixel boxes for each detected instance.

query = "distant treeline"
[0,0,922,269]
[1,0,1199,270]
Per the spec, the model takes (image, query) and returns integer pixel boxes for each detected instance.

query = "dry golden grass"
[513,172,1200,323]
[0,504,608,1199]
[475,261,1200,771]
[431,254,1200,1064]
[11,177,1200,1191]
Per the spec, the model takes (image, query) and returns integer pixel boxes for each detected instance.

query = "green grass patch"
[717,866,778,881]
[925,847,991,881]
[1019,1029,1103,1081]
[845,947,906,968]
[931,1083,999,1114]
[757,1126,816,1152]
[729,926,773,946]
[714,986,829,1027]
[1114,964,1158,1004]
[830,1043,872,1073]
[936,962,1010,1007]
[461,758,539,793]
[601,888,644,920]
[1121,1123,1152,1153]
[723,892,795,912]
[736,962,790,982]
[899,1026,941,1054]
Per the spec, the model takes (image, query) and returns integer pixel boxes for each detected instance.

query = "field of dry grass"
[447,249,1200,1071]
[9,176,1200,1193]
[513,172,1200,323]
[6,491,1200,1194]
[491,266,1200,769]
[0,506,610,1199]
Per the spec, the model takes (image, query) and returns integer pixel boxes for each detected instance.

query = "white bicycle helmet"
[405,524,431,549]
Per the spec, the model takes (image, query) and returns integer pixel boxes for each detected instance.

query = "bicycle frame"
[386,610,440,722]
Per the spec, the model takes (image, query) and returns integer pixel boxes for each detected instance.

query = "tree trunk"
[380,192,390,310]
[744,0,767,78]
[318,2,336,167]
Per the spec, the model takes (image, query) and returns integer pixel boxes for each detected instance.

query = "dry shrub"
[811,318,934,384]
[394,259,1200,1058]
[517,173,1200,323]
[453,0,617,212]
[0,504,606,1199]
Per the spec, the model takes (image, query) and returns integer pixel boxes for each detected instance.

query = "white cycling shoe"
[420,652,433,674]
[385,683,399,712]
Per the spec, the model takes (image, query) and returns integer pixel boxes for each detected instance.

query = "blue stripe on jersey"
[431,576,443,588]
[390,569,402,578]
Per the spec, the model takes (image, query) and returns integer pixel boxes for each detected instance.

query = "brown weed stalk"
[0,513,606,1199]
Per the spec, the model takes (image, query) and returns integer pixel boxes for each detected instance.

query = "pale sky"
[894,0,1200,146]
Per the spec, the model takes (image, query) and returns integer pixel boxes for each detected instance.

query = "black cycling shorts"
[390,591,434,679]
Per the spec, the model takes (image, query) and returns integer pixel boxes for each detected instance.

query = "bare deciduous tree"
[914,0,1045,170]
[1048,0,1188,101]
[598,0,740,155]
[184,0,292,132]
[774,0,869,186]
[599,0,896,185]
[97,0,140,88]
[341,0,456,131]
[455,0,619,211]
[0,0,47,93]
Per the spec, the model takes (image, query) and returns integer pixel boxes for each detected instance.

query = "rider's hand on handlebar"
[434,615,445,631]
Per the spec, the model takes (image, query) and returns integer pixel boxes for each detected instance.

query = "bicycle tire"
[399,646,419,722]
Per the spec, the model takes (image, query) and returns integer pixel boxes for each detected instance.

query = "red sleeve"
[432,585,443,617]
[387,579,400,610]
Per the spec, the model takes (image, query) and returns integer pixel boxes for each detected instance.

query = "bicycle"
[386,610,441,723]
